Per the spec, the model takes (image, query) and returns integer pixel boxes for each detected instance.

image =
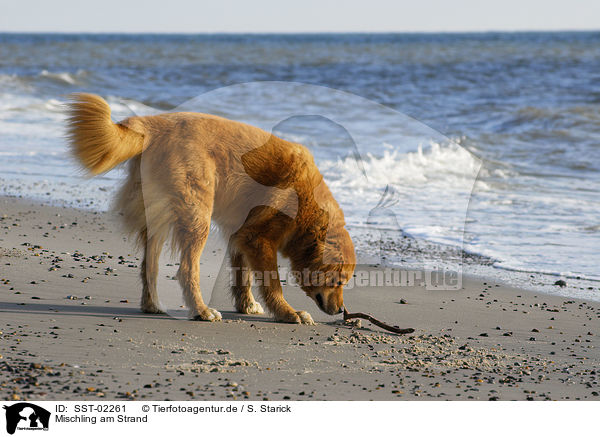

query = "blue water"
[0,32,599,298]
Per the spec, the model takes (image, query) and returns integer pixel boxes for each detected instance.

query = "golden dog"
[67,94,355,324]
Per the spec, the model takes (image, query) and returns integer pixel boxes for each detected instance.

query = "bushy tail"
[66,93,145,175]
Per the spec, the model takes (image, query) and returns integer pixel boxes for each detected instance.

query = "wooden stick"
[343,308,415,335]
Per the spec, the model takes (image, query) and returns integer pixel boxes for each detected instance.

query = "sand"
[1,196,598,401]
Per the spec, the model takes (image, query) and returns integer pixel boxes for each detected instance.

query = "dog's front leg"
[243,238,314,325]
[229,250,264,315]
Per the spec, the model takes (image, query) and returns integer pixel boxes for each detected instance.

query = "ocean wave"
[1,97,66,113]
[320,141,481,191]
[0,151,61,157]
[498,105,600,133]
[0,93,155,117]
[38,69,88,85]
[489,261,600,283]
[105,96,159,118]
[0,70,88,92]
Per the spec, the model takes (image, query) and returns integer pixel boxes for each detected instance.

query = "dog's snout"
[313,292,344,315]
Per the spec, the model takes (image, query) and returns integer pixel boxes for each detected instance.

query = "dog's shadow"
[2,301,299,325]
[2,301,404,336]
[1,301,157,319]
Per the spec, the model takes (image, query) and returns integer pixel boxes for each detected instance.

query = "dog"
[66,93,356,324]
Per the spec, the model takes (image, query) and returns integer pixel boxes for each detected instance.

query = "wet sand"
[1,196,598,401]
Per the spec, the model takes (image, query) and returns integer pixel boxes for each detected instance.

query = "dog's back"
[68,95,323,240]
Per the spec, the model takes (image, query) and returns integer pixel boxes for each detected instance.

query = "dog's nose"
[338,306,345,314]
[315,293,325,310]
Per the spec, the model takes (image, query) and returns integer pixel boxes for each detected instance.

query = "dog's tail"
[66,93,146,175]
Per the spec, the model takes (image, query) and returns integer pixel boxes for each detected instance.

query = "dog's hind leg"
[140,229,167,314]
[229,250,264,315]
[175,202,222,322]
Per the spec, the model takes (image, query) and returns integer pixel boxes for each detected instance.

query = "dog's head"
[302,271,352,315]
[297,225,356,315]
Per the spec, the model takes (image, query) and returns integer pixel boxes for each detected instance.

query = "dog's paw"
[141,303,165,314]
[296,311,315,325]
[237,301,264,315]
[192,307,222,322]
[276,310,315,325]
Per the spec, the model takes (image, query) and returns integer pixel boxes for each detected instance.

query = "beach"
[1,195,598,401]
[2,32,600,298]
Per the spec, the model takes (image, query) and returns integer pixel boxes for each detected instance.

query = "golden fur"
[66,93,356,324]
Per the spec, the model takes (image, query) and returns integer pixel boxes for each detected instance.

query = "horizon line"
[1,28,599,35]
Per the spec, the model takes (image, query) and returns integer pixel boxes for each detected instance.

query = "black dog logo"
[3,403,50,435]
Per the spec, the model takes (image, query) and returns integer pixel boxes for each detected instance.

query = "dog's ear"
[241,136,308,189]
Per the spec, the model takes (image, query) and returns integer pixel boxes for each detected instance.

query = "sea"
[0,32,598,300]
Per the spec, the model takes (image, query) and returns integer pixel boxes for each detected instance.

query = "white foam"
[312,140,483,257]
[38,69,87,85]
[322,141,480,190]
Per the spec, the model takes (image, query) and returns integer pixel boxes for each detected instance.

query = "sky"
[1,0,599,33]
